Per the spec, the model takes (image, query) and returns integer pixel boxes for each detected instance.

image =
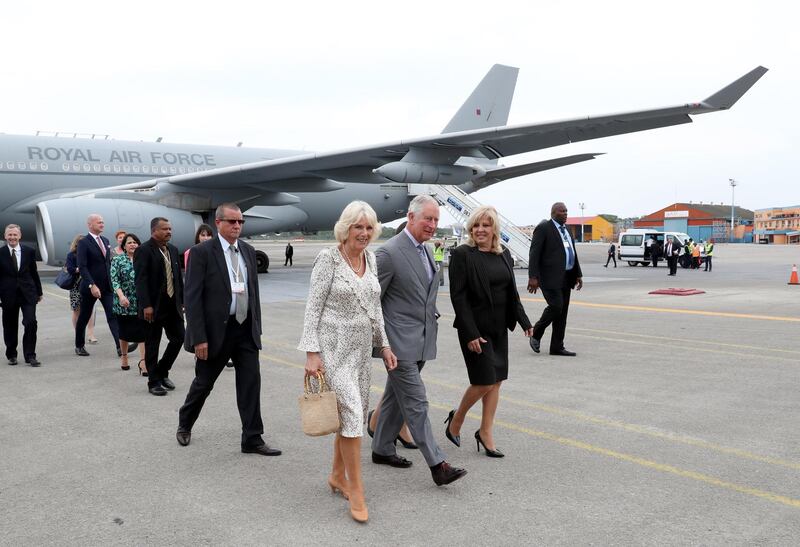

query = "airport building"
[564,215,615,242]
[753,205,800,244]
[633,203,754,243]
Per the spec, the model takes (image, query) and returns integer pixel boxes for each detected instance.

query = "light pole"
[578,202,585,242]
[729,178,737,242]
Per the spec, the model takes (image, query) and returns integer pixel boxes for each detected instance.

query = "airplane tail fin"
[441,64,519,134]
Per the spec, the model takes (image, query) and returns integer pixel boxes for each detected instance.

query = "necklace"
[340,245,363,274]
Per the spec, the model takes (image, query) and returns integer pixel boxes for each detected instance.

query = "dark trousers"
[704,256,712,271]
[2,295,37,360]
[605,255,616,267]
[667,256,678,275]
[284,256,292,266]
[532,286,572,352]
[75,290,119,349]
[178,315,264,448]
[145,296,185,388]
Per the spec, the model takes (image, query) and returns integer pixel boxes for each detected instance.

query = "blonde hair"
[333,201,382,244]
[465,206,503,254]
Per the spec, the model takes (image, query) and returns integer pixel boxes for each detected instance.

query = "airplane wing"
[73,65,767,198]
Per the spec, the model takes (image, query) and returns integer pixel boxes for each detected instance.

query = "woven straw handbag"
[298,372,340,436]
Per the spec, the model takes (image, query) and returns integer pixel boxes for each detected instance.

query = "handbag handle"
[304,372,329,395]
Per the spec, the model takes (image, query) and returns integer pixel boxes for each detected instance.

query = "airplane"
[0,64,767,271]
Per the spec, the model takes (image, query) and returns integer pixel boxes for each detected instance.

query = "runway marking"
[519,297,800,323]
[571,327,800,356]
[261,342,800,469]
[259,351,800,508]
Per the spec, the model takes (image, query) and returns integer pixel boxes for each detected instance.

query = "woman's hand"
[381,347,398,371]
[467,337,487,354]
[305,352,325,377]
[523,327,534,337]
[119,295,130,308]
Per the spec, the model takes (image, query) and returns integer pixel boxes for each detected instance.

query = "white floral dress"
[297,247,390,437]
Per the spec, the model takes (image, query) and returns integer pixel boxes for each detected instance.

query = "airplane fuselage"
[0,133,411,252]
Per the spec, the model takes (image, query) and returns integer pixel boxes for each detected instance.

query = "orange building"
[754,205,800,244]
[633,203,754,243]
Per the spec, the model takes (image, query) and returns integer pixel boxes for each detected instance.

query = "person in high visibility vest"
[691,241,701,269]
[433,240,445,286]
[704,240,714,271]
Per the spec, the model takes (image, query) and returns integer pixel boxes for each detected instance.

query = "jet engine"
[373,162,486,184]
[35,198,203,266]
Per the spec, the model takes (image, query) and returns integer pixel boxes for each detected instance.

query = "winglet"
[701,66,768,110]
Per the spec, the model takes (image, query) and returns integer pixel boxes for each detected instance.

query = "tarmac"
[1,241,799,545]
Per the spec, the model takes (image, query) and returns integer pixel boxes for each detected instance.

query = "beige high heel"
[327,475,349,500]
[348,490,368,523]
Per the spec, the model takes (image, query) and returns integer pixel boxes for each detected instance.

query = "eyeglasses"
[220,218,246,225]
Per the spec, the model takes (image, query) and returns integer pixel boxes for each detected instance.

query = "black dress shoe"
[149,385,168,396]
[371,452,412,468]
[430,461,467,486]
[7,357,18,366]
[529,336,541,353]
[550,349,577,356]
[176,429,191,446]
[242,444,282,456]
[161,378,176,390]
[444,409,460,447]
[26,358,41,367]
[75,347,90,357]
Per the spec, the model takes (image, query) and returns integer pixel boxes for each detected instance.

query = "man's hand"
[37,296,43,303]
[143,306,154,322]
[527,277,539,294]
[90,285,101,299]
[194,342,209,361]
[381,347,398,371]
[575,277,583,291]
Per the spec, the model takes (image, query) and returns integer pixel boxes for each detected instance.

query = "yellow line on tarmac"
[519,297,800,323]
[259,351,800,509]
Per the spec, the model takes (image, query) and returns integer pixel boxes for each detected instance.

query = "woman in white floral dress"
[298,200,397,524]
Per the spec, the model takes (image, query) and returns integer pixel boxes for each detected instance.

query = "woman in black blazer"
[445,206,533,458]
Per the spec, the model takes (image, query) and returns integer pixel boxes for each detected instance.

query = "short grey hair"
[408,194,439,216]
[333,201,382,244]
[215,202,241,219]
[4,224,21,235]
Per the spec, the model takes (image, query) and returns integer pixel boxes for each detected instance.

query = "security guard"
[433,240,445,286]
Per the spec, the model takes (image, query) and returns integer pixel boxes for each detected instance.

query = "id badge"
[231,281,245,294]
[563,241,571,250]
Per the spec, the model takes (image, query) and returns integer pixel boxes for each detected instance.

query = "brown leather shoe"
[431,461,467,486]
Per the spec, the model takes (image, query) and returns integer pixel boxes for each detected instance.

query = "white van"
[618,229,690,266]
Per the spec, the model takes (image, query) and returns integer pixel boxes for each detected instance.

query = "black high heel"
[367,409,375,438]
[475,430,504,458]
[444,410,460,447]
[137,359,148,377]
[396,432,418,450]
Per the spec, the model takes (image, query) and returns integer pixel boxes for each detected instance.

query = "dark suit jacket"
[77,233,113,294]
[184,237,262,359]
[134,238,184,317]
[449,245,531,342]
[528,219,582,290]
[0,245,42,306]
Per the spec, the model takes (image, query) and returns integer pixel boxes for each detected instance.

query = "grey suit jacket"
[374,232,439,362]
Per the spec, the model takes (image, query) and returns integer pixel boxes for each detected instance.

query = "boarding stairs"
[408,183,531,268]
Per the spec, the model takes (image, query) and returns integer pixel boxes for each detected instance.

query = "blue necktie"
[559,225,575,269]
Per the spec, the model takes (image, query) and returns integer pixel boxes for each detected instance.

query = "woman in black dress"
[445,206,533,457]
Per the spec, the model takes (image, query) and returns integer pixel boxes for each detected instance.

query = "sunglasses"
[220,218,246,225]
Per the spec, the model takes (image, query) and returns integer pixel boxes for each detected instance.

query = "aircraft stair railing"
[408,183,531,268]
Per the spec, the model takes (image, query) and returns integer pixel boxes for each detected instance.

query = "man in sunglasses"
[177,203,281,456]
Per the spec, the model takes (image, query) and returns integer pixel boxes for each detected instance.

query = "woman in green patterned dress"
[111,233,146,372]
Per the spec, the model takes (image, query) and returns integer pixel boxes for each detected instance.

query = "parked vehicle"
[618,229,690,267]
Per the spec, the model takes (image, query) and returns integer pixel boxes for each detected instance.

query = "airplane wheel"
[255,250,269,273]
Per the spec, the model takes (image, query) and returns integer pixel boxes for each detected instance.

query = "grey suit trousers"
[373,359,446,467]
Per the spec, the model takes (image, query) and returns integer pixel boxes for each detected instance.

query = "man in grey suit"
[372,194,467,486]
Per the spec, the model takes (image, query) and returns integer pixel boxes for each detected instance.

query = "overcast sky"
[1,1,796,225]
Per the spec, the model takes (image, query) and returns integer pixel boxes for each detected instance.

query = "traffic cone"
[789,264,800,285]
